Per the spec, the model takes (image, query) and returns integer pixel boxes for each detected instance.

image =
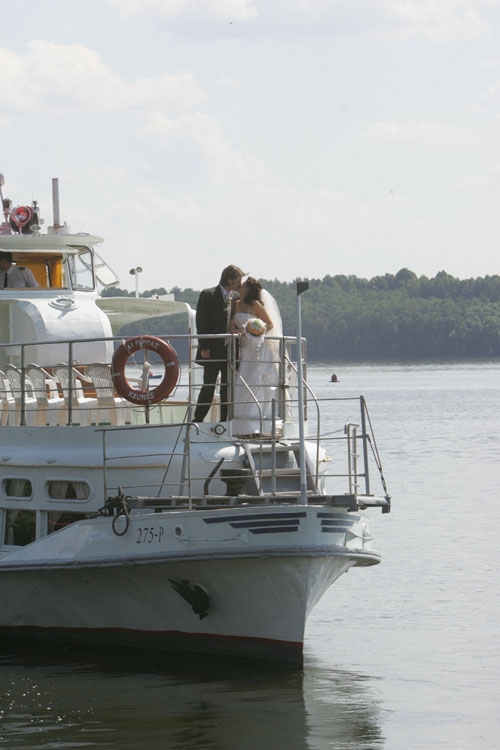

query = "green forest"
[102,268,500,362]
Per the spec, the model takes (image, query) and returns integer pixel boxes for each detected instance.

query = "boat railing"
[0,334,390,510]
[345,421,361,496]
[99,420,202,510]
[96,397,389,512]
[283,354,321,487]
[301,394,390,508]
[0,332,304,430]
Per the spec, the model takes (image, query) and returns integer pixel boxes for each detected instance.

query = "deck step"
[248,443,294,453]
[258,468,301,477]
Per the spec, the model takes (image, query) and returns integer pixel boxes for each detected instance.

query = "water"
[1,363,499,749]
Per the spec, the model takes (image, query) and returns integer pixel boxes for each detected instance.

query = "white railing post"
[296,281,309,505]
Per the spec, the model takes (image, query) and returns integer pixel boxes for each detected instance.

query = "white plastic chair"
[3,364,38,426]
[85,363,131,425]
[53,364,98,426]
[0,369,17,426]
[25,363,66,426]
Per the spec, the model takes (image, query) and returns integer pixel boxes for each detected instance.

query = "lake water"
[1,362,499,749]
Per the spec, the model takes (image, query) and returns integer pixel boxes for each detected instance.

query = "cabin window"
[23,260,49,288]
[4,509,36,546]
[47,480,90,500]
[47,257,67,288]
[8,255,68,289]
[68,249,94,291]
[4,478,32,498]
[48,511,92,534]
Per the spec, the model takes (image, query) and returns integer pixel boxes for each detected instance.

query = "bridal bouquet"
[245,317,266,337]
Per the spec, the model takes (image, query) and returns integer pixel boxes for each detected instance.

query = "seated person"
[0,251,39,288]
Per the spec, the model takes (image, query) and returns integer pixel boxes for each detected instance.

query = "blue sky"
[1,0,500,292]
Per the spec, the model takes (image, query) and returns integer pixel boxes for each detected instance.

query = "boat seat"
[25,363,66,426]
[3,364,38,426]
[53,364,99,426]
[85,363,131,425]
[0,369,17,426]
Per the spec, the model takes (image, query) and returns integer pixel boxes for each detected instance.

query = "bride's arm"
[251,301,274,331]
[228,301,242,334]
[228,314,239,334]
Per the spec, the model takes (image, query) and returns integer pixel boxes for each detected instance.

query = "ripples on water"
[1,363,499,749]
[0,645,382,749]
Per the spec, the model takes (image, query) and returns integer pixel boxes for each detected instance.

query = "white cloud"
[457,163,500,190]
[108,0,498,40]
[136,112,274,183]
[294,0,498,39]
[365,120,477,147]
[0,41,204,114]
[106,177,474,288]
[128,71,205,111]
[109,0,258,21]
[217,75,242,91]
[485,71,500,99]
[376,0,495,40]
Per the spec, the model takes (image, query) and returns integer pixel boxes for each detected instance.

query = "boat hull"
[0,509,379,663]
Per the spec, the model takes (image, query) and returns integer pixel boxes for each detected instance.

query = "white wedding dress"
[231,291,283,436]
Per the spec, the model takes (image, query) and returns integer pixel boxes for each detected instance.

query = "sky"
[1,0,500,293]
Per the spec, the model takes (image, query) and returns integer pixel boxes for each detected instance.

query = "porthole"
[47,481,90,500]
[4,479,32,499]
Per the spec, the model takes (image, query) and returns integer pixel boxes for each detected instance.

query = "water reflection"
[303,654,384,750]
[0,643,382,749]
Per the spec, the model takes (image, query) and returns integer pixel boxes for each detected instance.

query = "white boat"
[0,173,391,664]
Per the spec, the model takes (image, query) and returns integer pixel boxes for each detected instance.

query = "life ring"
[10,205,34,227]
[112,336,179,406]
[49,296,77,311]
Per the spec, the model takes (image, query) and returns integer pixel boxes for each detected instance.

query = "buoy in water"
[330,373,339,383]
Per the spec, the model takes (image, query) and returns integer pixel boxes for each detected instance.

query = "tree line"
[101,268,500,361]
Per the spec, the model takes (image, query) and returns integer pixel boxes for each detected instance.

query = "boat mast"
[52,178,61,229]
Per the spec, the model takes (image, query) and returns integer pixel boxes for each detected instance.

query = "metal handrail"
[284,354,322,490]
[99,420,195,501]
[0,334,390,509]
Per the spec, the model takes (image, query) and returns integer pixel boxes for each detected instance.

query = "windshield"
[68,248,94,291]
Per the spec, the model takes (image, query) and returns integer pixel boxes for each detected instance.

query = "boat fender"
[112,335,179,406]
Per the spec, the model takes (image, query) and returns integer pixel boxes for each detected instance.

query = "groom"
[193,264,245,422]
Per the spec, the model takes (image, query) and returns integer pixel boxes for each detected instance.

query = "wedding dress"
[231,290,283,436]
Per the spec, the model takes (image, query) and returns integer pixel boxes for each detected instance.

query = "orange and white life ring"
[10,205,34,227]
[112,336,179,406]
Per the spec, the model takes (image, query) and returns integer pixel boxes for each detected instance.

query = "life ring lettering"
[112,335,179,406]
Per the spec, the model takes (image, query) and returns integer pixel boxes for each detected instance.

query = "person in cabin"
[0,251,38,288]
[194,264,245,422]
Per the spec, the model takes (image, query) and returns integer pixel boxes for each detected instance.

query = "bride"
[228,277,283,435]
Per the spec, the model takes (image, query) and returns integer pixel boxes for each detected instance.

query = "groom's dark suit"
[194,285,230,422]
